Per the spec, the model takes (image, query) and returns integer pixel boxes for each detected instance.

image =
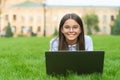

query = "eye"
[73,25,79,29]
[64,25,70,29]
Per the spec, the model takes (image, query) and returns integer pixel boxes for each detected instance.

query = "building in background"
[0,0,120,37]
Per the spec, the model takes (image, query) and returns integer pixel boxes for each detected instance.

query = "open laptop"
[45,50,105,76]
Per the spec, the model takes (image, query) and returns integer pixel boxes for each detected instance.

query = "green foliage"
[84,14,99,35]
[94,25,100,32]
[53,27,58,36]
[111,10,120,35]
[31,32,37,37]
[5,22,13,37]
[0,36,120,80]
[84,14,98,26]
[87,26,92,35]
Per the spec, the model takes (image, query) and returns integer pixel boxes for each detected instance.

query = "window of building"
[111,15,114,21]
[103,15,107,23]
[37,26,41,32]
[21,26,24,33]
[102,26,107,33]
[13,15,16,21]
[5,15,8,21]
[30,26,32,32]
[12,26,16,33]
[21,26,31,33]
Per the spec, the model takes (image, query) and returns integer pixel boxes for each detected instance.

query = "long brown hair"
[58,13,85,50]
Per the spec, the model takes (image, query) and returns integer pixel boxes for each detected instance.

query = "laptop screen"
[45,51,105,76]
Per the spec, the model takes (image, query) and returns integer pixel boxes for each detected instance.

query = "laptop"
[45,50,105,76]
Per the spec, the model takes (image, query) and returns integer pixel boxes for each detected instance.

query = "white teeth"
[68,34,75,35]
[69,35,74,36]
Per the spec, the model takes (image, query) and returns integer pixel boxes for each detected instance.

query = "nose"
[70,28,73,32]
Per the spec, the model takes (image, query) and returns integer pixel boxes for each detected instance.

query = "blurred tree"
[5,22,13,37]
[53,27,58,36]
[84,14,99,35]
[94,25,100,32]
[111,9,120,35]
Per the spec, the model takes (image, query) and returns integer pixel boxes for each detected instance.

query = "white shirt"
[50,35,93,51]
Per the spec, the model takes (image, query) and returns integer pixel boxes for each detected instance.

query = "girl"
[50,13,93,51]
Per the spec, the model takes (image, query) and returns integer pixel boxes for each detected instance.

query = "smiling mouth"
[68,34,75,36]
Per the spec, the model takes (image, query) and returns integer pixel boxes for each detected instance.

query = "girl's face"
[61,19,82,44]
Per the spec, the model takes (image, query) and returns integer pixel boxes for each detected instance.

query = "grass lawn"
[0,35,120,80]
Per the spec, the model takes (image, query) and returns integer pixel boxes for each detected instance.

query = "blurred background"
[0,0,120,37]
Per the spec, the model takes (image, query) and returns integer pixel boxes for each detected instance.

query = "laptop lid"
[45,51,105,76]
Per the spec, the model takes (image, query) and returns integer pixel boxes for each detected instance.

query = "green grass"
[0,35,120,80]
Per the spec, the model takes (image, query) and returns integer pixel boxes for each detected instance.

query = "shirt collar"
[68,44,77,47]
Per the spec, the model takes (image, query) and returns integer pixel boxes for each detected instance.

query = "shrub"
[111,15,120,35]
[5,22,13,37]
[53,27,58,36]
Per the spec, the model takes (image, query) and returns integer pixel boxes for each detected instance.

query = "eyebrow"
[63,25,79,27]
